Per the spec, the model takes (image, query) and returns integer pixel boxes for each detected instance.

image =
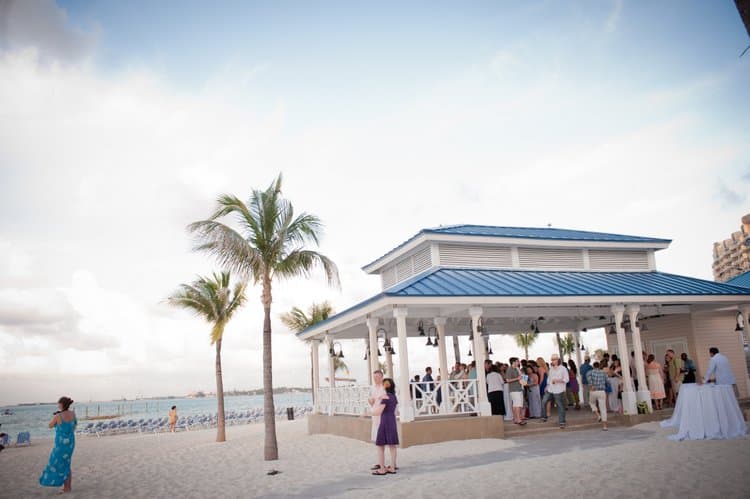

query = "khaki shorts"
[510,391,524,408]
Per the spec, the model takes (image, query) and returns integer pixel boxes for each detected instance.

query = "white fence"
[316,385,370,416]
[317,380,479,418]
[410,379,478,416]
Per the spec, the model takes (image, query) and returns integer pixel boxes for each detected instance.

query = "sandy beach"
[1,418,749,498]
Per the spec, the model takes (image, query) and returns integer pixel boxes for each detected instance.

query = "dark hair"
[425,366,432,372]
[593,362,600,369]
[58,396,74,411]
[709,347,719,355]
[171,405,177,410]
[647,354,655,363]
[509,357,518,365]
[382,378,396,394]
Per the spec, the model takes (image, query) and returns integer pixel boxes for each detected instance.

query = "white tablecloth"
[660,383,747,441]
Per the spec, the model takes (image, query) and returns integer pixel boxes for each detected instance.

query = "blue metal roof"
[385,268,750,297]
[363,224,671,270]
[727,271,750,289]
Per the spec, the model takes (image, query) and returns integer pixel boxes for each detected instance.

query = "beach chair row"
[77,406,313,437]
[0,431,31,448]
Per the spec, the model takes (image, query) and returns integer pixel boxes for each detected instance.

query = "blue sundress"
[39,415,77,487]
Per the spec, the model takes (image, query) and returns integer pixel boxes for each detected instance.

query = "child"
[371,378,399,475]
[168,406,178,432]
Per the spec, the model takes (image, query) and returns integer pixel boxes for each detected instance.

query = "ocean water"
[0,392,311,440]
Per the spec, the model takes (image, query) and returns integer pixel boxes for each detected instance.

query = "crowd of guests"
[402,346,730,432]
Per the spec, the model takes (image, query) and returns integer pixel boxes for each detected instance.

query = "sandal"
[370,464,382,471]
[386,467,397,474]
[372,469,388,476]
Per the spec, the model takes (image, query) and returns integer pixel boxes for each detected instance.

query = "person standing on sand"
[40,396,77,493]
[702,347,738,398]
[371,378,399,476]
[368,370,386,471]
[169,405,178,432]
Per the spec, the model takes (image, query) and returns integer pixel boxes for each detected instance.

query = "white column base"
[478,401,492,417]
[621,391,638,416]
[636,390,653,413]
[399,406,415,422]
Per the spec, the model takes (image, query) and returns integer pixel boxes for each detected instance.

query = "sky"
[0,0,749,405]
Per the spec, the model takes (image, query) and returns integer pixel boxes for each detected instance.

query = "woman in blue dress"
[372,378,399,475]
[40,396,77,493]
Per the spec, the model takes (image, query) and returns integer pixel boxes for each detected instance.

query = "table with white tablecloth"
[660,383,747,441]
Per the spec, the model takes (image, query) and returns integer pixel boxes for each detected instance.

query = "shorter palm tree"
[558,333,576,362]
[167,271,247,442]
[515,332,537,360]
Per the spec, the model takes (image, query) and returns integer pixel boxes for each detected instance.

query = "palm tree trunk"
[556,332,564,360]
[215,336,226,442]
[262,278,278,461]
[452,335,461,364]
[525,345,529,361]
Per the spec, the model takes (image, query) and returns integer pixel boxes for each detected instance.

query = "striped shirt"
[586,368,608,391]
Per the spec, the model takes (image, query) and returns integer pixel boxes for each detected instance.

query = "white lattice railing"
[410,379,478,416]
[317,385,370,416]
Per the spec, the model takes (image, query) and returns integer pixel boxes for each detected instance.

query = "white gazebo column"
[470,307,491,416]
[311,339,320,414]
[327,337,335,416]
[612,304,636,415]
[627,304,651,413]
[573,329,583,401]
[435,317,450,414]
[385,335,394,378]
[367,317,380,375]
[394,307,414,422]
[365,338,373,385]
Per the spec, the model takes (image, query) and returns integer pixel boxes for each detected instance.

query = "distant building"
[712,213,750,282]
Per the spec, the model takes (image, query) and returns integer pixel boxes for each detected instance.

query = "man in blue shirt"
[580,356,592,410]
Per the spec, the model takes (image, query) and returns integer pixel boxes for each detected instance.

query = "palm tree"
[558,333,576,362]
[189,174,339,461]
[515,332,537,360]
[167,271,247,442]
[281,302,348,390]
[452,335,461,364]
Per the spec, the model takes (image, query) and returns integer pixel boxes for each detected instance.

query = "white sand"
[1,419,749,498]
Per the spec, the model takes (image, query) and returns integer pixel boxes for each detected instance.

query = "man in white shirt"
[541,354,570,428]
[702,347,739,398]
[368,370,386,470]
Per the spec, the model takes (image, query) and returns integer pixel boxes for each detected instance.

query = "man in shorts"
[505,357,526,425]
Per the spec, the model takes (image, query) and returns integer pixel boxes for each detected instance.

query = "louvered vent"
[381,266,397,289]
[518,247,584,269]
[439,244,512,268]
[413,246,432,273]
[396,258,415,282]
[589,250,649,270]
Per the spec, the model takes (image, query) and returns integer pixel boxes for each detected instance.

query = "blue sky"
[1,0,749,404]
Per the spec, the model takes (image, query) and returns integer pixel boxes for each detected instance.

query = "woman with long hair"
[40,396,77,493]
[567,359,580,410]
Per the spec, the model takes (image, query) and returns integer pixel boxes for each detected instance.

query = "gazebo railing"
[410,379,478,416]
[319,381,479,418]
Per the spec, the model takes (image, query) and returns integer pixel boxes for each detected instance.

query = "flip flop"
[386,467,397,474]
[370,465,382,471]
[372,470,388,476]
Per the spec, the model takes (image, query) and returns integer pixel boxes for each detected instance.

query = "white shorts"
[510,391,524,408]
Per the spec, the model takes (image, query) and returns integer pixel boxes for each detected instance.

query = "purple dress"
[375,394,399,446]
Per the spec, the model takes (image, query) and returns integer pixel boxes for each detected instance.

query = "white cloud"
[1,1,748,405]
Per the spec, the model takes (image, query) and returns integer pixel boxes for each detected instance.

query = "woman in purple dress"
[372,378,399,475]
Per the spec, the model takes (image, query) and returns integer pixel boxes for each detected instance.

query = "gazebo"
[297,225,750,446]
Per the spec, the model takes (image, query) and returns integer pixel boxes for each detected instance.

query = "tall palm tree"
[167,271,247,442]
[189,174,339,461]
[452,335,461,364]
[515,332,537,360]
